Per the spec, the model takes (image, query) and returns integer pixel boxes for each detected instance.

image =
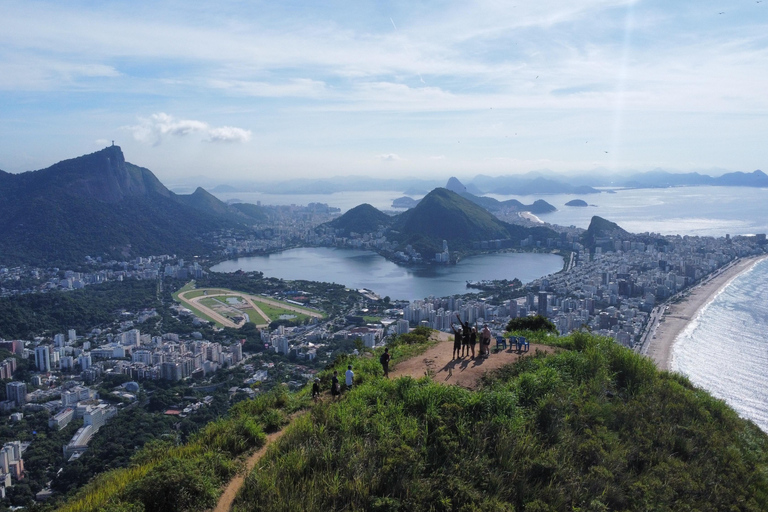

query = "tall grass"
[232,332,768,512]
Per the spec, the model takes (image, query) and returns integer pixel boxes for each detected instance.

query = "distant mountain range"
[326,188,557,258]
[0,146,265,265]
[192,168,767,197]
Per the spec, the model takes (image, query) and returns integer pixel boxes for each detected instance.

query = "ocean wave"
[671,258,768,432]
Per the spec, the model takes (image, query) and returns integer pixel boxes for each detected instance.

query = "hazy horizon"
[1,1,766,183]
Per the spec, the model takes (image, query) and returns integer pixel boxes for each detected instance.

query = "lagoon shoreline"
[643,255,768,371]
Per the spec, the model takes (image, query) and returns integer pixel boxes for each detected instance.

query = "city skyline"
[1,0,766,182]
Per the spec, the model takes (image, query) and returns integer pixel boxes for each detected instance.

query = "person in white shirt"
[345,365,354,389]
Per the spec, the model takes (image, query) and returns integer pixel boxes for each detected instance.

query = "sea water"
[671,257,768,432]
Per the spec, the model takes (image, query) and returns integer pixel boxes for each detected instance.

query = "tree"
[505,315,557,333]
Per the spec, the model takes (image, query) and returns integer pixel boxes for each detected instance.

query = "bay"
[211,247,564,301]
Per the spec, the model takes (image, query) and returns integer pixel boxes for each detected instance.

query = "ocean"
[671,257,768,432]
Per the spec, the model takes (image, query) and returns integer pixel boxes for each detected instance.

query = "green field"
[255,302,309,323]
[242,307,269,324]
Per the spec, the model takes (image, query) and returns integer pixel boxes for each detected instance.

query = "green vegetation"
[0,280,160,339]
[506,314,558,334]
[253,301,309,324]
[52,330,434,512]
[55,388,307,512]
[328,203,393,236]
[233,331,768,511]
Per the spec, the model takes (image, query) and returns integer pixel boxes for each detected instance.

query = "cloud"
[206,126,252,143]
[126,113,251,145]
[376,153,403,162]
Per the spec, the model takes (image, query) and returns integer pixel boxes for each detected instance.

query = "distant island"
[565,199,589,207]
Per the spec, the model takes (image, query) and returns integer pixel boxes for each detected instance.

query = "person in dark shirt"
[450,322,462,359]
[312,378,321,401]
[331,371,340,399]
[380,348,391,378]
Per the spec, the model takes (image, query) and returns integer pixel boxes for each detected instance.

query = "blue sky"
[1,0,766,182]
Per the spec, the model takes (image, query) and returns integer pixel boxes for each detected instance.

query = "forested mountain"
[0,146,261,265]
[328,203,393,235]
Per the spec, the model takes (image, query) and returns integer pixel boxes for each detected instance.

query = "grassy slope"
[233,332,768,512]
[52,330,436,512]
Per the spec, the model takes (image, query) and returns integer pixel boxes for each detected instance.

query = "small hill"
[0,146,247,265]
[391,196,420,209]
[231,202,268,222]
[582,215,631,250]
[565,199,588,207]
[328,203,392,235]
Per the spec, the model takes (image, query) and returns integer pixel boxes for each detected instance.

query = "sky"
[1,0,766,183]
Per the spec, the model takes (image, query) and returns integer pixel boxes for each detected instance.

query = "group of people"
[311,348,392,401]
[450,313,493,360]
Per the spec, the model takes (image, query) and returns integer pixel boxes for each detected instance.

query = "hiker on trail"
[331,371,340,399]
[345,365,354,390]
[480,324,492,357]
[450,322,462,359]
[457,313,471,357]
[469,324,477,358]
[380,348,391,378]
[312,378,321,401]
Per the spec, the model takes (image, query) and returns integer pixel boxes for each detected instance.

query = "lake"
[211,247,564,301]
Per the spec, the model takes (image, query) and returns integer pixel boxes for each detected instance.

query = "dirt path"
[211,412,305,512]
[211,333,549,511]
[392,332,553,390]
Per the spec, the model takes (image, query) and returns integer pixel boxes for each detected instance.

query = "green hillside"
[52,331,768,511]
[234,333,768,511]
[329,203,393,235]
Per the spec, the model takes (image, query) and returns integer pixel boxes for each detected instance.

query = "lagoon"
[211,247,564,301]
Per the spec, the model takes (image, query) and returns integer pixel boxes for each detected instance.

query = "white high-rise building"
[68,329,77,342]
[35,346,51,372]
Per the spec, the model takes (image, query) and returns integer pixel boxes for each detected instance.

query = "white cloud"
[376,153,403,162]
[206,126,252,143]
[126,113,251,146]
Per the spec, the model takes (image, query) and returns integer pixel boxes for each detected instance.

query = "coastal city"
[2,193,766,503]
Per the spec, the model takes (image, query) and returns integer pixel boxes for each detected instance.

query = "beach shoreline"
[641,254,768,371]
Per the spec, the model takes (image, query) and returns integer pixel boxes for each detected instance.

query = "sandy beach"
[642,255,768,371]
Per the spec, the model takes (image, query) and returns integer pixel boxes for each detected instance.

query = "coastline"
[642,254,768,371]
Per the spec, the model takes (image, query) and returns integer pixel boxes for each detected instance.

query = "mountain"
[714,169,768,187]
[444,178,557,214]
[582,215,631,250]
[328,203,392,235]
[470,174,601,195]
[393,188,512,243]
[0,146,250,265]
[616,169,768,188]
[391,188,557,255]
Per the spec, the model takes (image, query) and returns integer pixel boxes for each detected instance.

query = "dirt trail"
[391,332,552,390]
[211,413,305,512]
